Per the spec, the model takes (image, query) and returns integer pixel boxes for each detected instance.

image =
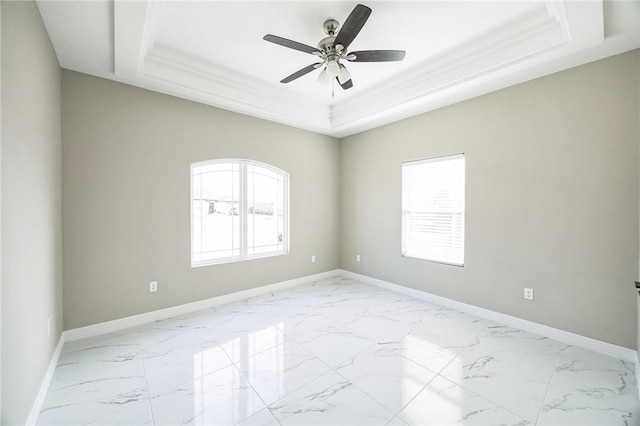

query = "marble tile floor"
[36,276,639,425]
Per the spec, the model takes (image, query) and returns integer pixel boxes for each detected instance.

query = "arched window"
[191,159,289,266]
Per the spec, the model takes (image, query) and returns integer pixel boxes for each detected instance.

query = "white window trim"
[190,158,290,268]
[401,153,465,267]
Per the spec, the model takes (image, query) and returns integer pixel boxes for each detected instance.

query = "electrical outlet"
[150,281,158,293]
[311,255,316,263]
[356,254,361,262]
[524,288,534,300]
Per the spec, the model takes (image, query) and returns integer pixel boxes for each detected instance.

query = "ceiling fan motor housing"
[317,35,336,53]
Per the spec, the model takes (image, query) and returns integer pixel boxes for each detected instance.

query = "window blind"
[402,154,465,266]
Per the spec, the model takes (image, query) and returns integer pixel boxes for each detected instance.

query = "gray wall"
[341,50,640,349]
[1,1,63,424]
[62,71,341,329]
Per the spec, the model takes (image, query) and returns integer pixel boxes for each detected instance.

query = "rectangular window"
[402,154,465,266]
[191,159,289,267]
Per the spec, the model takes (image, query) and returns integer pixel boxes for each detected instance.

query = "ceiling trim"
[114,0,148,76]
[141,45,331,134]
[115,0,332,134]
[98,0,635,138]
[331,2,572,131]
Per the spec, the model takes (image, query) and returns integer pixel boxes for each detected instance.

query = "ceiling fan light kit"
[337,64,351,84]
[263,4,406,93]
[317,67,331,85]
[325,60,340,78]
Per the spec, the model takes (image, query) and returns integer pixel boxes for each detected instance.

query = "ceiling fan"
[263,4,406,91]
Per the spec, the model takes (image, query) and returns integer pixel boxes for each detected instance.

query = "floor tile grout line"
[452,350,559,424]
[534,348,564,426]
[108,328,154,425]
[226,362,273,425]
[249,363,330,425]
[136,325,157,426]
[397,323,546,425]
[383,368,439,423]
[395,327,481,421]
[434,373,533,424]
[324,337,442,421]
[41,331,153,426]
[222,299,345,424]
[327,367,398,421]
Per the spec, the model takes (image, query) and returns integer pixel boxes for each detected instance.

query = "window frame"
[190,158,290,268]
[401,153,465,267]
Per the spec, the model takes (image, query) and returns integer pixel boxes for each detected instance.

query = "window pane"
[192,162,240,262]
[402,154,465,265]
[247,164,283,255]
[277,174,285,252]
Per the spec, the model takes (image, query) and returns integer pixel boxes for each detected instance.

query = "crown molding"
[109,0,635,138]
[330,2,571,131]
[113,0,332,135]
[328,1,608,137]
[141,45,331,134]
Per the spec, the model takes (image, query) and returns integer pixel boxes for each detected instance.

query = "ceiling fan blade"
[347,50,406,62]
[337,77,353,90]
[280,63,322,83]
[263,34,319,55]
[334,4,371,50]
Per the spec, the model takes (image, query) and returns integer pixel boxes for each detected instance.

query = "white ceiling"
[37,1,640,138]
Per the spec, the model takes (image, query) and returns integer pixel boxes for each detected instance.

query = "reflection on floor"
[37,276,639,425]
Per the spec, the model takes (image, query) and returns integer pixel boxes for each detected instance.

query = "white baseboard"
[28,268,639,425]
[64,267,638,362]
[339,269,638,363]
[63,269,342,342]
[26,334,65,426]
